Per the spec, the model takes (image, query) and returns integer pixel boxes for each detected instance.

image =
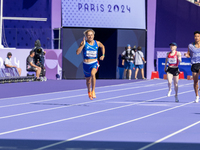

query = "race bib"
[168,58,177,64]
[86,51,97,57]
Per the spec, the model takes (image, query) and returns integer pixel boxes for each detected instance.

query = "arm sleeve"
[4,58,8,65]
[140,51,144,57]
[122,51,126,55]
[28,57,32,64]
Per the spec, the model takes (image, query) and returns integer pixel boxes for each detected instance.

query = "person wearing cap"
[4,52,22,76]
[121,44,135,80]
[184,31,200,103]
[134,46,146,79]
[164,42,181,102]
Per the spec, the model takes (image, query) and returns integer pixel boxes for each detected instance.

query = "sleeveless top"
[83,40,98,59]
[188,43,200,64]
[168,51,179,67]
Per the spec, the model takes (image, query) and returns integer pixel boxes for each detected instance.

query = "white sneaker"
[195,96,199,103]
[167,90,172,97]
[175,96,179,102]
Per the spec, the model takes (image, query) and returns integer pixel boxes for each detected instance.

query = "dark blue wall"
[155,0,200,48]
[3,0,52,48]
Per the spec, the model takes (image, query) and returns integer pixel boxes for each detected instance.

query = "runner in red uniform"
[164,42,182,102]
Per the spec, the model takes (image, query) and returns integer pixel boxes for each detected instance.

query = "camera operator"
[26,50,41,81]
[121,44,135,80]
[33,40,46,67]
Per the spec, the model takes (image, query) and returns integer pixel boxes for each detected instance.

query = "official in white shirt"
[4,52,22,76]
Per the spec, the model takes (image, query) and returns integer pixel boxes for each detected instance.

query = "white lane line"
[0,90,193,137]
[34,100,194,150]
[0,80,153,101]
[0,81,167,108]
[138,120,200,150]
[0,83,190,120]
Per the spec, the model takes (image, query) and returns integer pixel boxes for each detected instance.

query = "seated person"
[4,52,22,76]
[26,50,41,80]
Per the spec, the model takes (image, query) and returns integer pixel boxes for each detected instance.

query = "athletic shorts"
[27,67,37,72]
[124,61,134,70]
[83,61,99,77]
[135,64,143,69]
[191,63,200,73]
[166,67,180,76]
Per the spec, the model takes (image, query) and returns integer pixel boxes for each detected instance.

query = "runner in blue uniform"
[76,29,105,100]
[185,31,200,102]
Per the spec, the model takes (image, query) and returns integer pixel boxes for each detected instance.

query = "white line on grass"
[0,80,154,101]
[0,81,167,108]
[138,120,200,150]
[0,82,190,120]
[34,99,194,150]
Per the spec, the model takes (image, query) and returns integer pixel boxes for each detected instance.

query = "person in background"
[184,31,200,103]
[134,46,146,79]
[121,44,135,80]
[33,39,46,66]
[4,52,22,76]
[164,42,181,102]
[26,50,41,81]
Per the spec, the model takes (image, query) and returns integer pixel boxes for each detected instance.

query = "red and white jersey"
[168,51,179,67]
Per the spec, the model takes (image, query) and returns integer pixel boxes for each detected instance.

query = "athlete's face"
[127,46,131,49]
[194,33,200,42]
[170,45,177,51]
[86,31,94,42]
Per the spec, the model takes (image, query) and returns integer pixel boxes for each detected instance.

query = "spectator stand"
[0,68,35,84]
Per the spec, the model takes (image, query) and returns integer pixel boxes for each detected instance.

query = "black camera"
[34,47,43,57]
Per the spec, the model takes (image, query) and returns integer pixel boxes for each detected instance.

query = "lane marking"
[34,100,194,150]
[0,90,193,138]
[0,81,168,108]
[138,120,200,150]
[0,83,191,120]
[0,80,154,101]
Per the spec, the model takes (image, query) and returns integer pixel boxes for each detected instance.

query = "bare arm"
[97,41,105,61]
[164,53,169,71]
[76,37,85,55]
[177,51,182,62]
[184,48,190,58]
[142,57,146,63]
[5,64,16,68]
[122,59,125,66]
[30,62,39,68]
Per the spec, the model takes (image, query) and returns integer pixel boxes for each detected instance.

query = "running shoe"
[88,92,93,100]
[135,78,138,80]
[167,90,172,97]
[175,96,179,102]
[142,77,146,80]
[195,96,199,103]
[92,91,96,98]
